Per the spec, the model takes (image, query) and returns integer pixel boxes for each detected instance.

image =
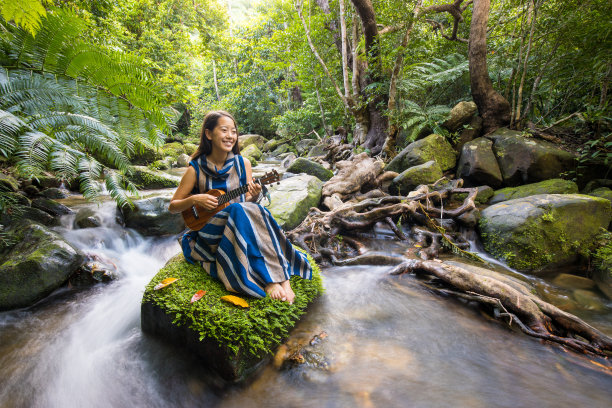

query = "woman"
[169,110,311,304]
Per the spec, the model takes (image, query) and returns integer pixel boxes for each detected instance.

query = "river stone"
[0,221,85,310]
[238,134,265,150]
[443,101,478,132]
[386,134,457,174]
[479,194,612,273]
[588,187,612,204]
[74,208,102,229]
[23,207,60,226]
[176,153,190,168]
[487,128,575,186]
[271,143,290,156]
[33,176,62,189]
[296,139,318,156]
[455,115,483,152]
[127,167,180,189]
[280,153,297,169]
[241,144,263,166]
[41,187,69,199]
[489,179,579,204]
[119,196,184,236]
[0,173,19,191]
[307,144,328,158]
[572,289,605,311]
[286,158,333,181]
[32,197,74,216]
[267,174,323,230]
[552,273,596,290]
[390,160,443,195]
[183,143,198,156]
[452,185,494,205]
[161,142,186,158]
[456,137,503,187]
[130,144,162,165]
[262,138,282,152]
[141,252,323,382]
[583,179,612,193]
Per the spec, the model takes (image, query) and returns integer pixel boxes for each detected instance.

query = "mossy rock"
[267,174,323,230]
[127,167,180,189]
[0,173,19,192]
[490,179,579,204]
[389,160,443,195]
[183,143,198,156]
[286,158,333,181]
[238,134,265,150]
[141,251,323,382]
[130,144,162,165]
[161,142,186,158]
[386,134,457,173]
[241,144,263,166]
[452,185,494,205]
[588,187,612,204]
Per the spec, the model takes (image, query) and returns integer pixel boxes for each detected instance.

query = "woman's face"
[205,116,237,154]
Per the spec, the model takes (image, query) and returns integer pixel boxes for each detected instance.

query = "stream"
[0,163,611,408]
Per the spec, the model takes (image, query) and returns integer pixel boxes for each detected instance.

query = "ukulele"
[181,169,280,231]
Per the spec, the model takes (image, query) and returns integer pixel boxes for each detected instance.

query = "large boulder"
[271,143,291,157]
[443,101,478,132]
[286,158,333,181]
[32,197,74,216]
[0,221,85,310]
[487,128,575,186]
[489,179,579,204]
[479,194,611,273]
[176,153,191,168]
[161,142,186,159]
[390,160,443,195]
[456,137,503,188]
[0,173,19,191]
[307,144,328,158]
[130,144,162,165]
[386,134,457,173]
[141,252,323,382]
[455,115,483,152]
[296,139,318,156]
[127,167,180,189]
[241,144,263,166]
[267,174,323,230]
[238,134,265,150]
[588,187,612,204]
[120,196,184,236]
[261,138,282,152]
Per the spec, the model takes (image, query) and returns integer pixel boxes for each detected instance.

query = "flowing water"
[1,170,611,407]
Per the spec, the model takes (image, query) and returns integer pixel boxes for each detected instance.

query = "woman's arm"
[243,157,262,202]
[168,166,219,213]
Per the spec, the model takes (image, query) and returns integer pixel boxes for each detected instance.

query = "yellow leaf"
[154,277,179,290]
[220,295,249,308]
[190,290,206,303]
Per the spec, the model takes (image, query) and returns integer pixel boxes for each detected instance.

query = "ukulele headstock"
[258,169,281,186]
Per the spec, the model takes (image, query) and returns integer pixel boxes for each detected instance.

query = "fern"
[0,0,46,37]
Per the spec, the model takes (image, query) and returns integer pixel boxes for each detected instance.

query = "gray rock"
[286,158,333,181]
[271,143,290,156]
[238,134,265,150]
[127,167,180,190]
[479,194,611,273]
[572,289,606,311]
[0,173,19,191]
[455,115,483,152]
[23,185,40,197]
[32,197,73,216]
[41,187,69,199]
[489,179,579,204]
[552,273,596,290]
[262,138,283,152]
[443,101,478,132]
[241,144,263,165]
[120,196,184,236]
[307,144,328,158]
[267,175,323,230]
[74,208,102,229]
[488,128,575,186]
[386,134,457,173]
[390,160,443,195]
[0,221,85,310]
[280,153,297,168]
[588,187,612,204]
[456,137,503,187]
[296,139,318,156]
[176,153,191,168]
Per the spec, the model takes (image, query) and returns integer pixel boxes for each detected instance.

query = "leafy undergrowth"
[143,250,324,358]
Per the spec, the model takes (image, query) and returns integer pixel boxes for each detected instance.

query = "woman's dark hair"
[191,110,240,159]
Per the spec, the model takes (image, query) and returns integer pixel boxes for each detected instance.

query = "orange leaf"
[190,290,206,303]
[154,277,179,290]
[220,295,249,308]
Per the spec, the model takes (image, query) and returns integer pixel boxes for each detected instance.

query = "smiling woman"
[168,110,313,304]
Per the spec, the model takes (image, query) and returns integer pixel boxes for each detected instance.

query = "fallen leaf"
[154,277,179,290]
[190,290,206,303]
[220,295,249,308]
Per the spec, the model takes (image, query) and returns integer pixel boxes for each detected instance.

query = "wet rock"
[69,260,115,286]
[141,253,323,382]
[22,207,60,226]
[271,143,290,157]
[33,176,62,189]
[280,153,297,169]
[456,209,481,228]
[41,187,69,199]
[583,179,612,193]
[74,208,102,229]
[267,174,323,230]
[588,187,612,204]
[456,137,503,188]
[390,160,443,195]
[487,128,575,186]
[241,144,263,165]
[32,197,73,216]
[479,194,611,273]
[552,273,596,290]
[127,167,180,189]
[0,173,19,191]
[119,196,184,236]
[176,153,190,168]
[489,179,578,204]
[238,134,265,150]
[23,184,40,197]
[572,289,606,311]
[129,144,162,165]
[296,139,318,156]
[387,134,457,174]
[0,221,85,310]
[286,158,333,181]
[443,101,478,132]
[307,144,328,158]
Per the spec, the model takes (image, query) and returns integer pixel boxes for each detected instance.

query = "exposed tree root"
[389,259,612,357]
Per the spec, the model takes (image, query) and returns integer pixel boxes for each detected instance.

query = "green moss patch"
[142,250,323,359]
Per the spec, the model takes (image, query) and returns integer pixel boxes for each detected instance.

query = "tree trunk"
[469,0,511,133]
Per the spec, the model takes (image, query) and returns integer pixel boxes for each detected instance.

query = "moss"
[161,142,186,158]
[128,168,179,189]
[142,250,324,358]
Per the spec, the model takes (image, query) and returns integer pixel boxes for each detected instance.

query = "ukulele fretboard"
[217,180,260,205]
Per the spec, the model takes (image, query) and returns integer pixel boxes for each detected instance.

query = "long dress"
[181,152,312,298]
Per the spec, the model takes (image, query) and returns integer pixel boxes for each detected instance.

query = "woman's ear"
[204,129,212,140]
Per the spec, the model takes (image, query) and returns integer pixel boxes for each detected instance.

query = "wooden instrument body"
[181,189,229,231]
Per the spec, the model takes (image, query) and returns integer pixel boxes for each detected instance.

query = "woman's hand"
[247,181,262,201]
[191,193,218,210]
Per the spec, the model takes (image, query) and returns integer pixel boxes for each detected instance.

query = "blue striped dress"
[181,152,312,298]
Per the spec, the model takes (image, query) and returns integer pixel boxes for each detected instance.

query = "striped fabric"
[181,153,312,298]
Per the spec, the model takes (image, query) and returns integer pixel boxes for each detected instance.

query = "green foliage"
[143,250,324,358]
[0,0,46,36]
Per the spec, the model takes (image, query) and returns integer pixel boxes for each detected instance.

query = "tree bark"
[468,0,511,133]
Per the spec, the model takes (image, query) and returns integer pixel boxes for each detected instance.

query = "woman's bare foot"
[265,283,286,301]
[280,280,295,304]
